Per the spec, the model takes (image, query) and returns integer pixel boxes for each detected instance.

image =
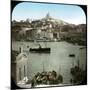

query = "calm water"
[12,41,86,84]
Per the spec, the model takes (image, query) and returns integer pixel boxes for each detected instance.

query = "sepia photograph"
[11,1,87,89]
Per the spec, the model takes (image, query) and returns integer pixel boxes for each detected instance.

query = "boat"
[69,54,75,57]
[29,44,51,53]
[29,47,50,53]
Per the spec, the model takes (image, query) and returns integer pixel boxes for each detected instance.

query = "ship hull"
[29,48,50,53]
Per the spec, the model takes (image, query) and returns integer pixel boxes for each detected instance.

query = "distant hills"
[11,13,86,45]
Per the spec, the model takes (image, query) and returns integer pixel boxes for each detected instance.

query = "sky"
[12,2,86,25]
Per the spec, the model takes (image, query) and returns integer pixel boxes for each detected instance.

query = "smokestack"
[19,46,23,53]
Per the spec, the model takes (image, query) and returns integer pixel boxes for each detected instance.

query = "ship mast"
[43,61,45,72]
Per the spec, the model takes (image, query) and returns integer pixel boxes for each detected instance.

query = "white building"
[11,50,28,84]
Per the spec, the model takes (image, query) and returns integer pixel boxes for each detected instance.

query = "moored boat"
[69,54,75,57]
[29,47,51,53]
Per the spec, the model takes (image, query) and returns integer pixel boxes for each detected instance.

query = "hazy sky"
[12,2,86,25]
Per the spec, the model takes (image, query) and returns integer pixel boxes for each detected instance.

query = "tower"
[46,12,51,20]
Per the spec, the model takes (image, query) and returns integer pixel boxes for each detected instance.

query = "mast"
[43,61,45,72]
[44,40,47,48]
[77,59,80,68]
[58,66,61,75]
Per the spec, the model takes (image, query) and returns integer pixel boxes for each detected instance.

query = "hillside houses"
[12,13,86,45]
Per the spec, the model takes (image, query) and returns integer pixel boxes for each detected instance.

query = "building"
[11,49,28,84]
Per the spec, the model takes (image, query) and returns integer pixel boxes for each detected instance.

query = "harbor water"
[12,41,87,84]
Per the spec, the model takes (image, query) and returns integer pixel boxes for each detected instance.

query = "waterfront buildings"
[11,48,28,84]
